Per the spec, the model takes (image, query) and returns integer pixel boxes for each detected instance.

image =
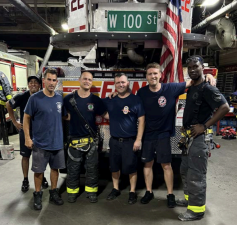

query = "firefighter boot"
[49,188,64,205]
[87,193,98,203]
[176,198,188,207]
[178,209,204,221]
[68,193,79,203]
[33,191,43,210]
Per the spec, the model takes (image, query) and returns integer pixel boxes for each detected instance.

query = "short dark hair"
[146,63,161,71]
[80,71,93,78]
[43,68,58,78]
[186,55,204,65]
[114,73,128,80]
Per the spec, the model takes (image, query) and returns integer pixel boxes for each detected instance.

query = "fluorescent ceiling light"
[201,0,219,7]
[61,23,68,30]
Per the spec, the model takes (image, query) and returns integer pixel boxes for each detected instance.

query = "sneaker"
[167,194,176,208]
[128,192,137,205]
[21,180,29,193]
[42,177,49,189]
[68,193,79,203]
[33,191,43,210]
[140,191,154,204]
[87,193,98,203]
[176,198,188,207]
[178,209,204,221]
[49,188,64,205]
[107,188,121,200]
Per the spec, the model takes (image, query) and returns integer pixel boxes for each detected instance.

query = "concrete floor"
[0,135,236,225]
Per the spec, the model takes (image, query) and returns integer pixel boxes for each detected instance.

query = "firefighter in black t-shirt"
[177,56,229,221]
[6,76,48,193]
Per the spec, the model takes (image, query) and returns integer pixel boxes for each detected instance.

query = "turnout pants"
[180,134,208,213]
[67,141,98,194]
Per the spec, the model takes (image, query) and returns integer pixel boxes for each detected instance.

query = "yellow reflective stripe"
[67,187,79,194]
[69,143,88,148]
[6,95,12,100]
[206,129,213,134]
[0,100,6,105]
[85,186,98,193]
[184,194,189,201]
[0,86,2,90]
[181,132,185,137]
[187,205,205,213]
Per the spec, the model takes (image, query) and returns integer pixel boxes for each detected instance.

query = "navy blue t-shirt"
[9,90,30,123]
[137,83,186,140]
[63,92,107,137]
[103,94,145,138]
[24,91,65,150]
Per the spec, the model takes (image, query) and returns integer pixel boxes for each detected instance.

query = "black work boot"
[178,209,204,221]
[167,194,176,208]
[68,193,79,203]
[87,193,98,203]
[33,191,43,210]
[176,198,188,207]
[140,191,154,204]
[128,192,137,205]
[21,180,29,193]
[42,177,49,189]
[49,188,64,205]
[107,188,121,200]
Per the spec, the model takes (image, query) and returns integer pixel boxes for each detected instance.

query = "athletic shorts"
[31,145,65,173]
[19,129,32,158]
[141,137,172,164]
[109,137,138,175]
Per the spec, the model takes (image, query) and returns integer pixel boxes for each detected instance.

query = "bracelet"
[203,124,207,130]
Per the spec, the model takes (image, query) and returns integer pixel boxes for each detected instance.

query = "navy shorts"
[19,129,32,158]
[31,145,66,173]
[141,137,172,164]
[109,137,138,175]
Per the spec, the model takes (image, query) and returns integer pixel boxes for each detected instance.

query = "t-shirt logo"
[122,106,130,114]
[158,96,167,107]
[56,102,62,113]
[88,103,94,111]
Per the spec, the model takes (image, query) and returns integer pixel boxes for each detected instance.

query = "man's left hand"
[133,139,142,151]
[190,124,205,138]
[205,74,216,86]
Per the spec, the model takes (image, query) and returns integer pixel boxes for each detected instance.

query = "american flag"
[160,0,184,83]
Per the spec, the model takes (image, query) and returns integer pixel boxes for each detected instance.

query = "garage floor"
[0,134,236,225]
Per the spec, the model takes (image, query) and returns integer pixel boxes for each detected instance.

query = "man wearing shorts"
[103,73,145,204]
[6,76,48,192]
[137,63,216,208]
[23,68,66,210]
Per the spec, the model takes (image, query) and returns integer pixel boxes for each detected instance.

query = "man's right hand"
[13,121,22,131]
[108,91,118,99]
[25,138,33,149]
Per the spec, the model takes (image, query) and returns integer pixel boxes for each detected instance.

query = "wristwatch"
[203,124,207,131]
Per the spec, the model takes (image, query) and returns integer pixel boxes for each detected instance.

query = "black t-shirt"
[103,94,145,138]
[9,91,30,123]
[63,92,107,137]
[183,82,227,128]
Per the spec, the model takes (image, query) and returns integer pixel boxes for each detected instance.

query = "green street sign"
[107,11,158,32]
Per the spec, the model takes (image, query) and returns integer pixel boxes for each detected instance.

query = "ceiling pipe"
[192,0,237,33]
[7,0,57,36]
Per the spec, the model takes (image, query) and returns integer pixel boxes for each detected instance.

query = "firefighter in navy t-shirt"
[136,63,216,208]
[103,73,145,204]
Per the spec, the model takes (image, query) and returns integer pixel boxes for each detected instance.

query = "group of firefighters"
[0,55,229,221]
